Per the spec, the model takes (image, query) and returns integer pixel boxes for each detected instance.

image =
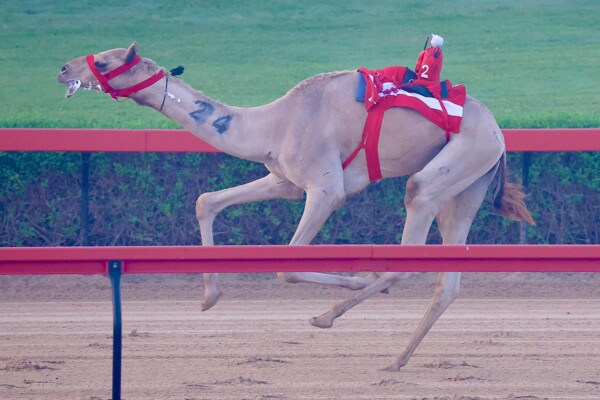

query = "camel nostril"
[61,65,68,74]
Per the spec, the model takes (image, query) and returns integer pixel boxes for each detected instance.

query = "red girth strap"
[342,102,386,181]
[86,54,164,100]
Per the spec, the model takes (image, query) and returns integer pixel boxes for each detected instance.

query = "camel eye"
[94,61,108,69]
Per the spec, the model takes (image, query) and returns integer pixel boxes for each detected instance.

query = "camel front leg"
[196,173,303,245]
[277,185,382,290]
[196,173,303,311]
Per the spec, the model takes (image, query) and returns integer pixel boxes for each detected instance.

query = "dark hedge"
[1,151,598,247]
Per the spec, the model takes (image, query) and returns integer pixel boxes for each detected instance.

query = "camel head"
[57,42,151,99]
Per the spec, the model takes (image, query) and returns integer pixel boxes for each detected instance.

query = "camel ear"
[125,42,138,64]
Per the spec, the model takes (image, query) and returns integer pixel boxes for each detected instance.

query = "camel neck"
[138,77,278,163]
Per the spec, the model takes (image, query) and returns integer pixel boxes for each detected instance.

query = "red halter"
[86,54,164,100]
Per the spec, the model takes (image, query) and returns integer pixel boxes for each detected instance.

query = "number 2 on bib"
[420,64,429,79]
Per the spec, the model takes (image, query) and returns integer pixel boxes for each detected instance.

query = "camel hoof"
[309,316,333,329]
[201,290,223,311]
[380,364,401,372]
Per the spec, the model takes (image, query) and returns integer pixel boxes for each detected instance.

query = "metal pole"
[80,153,90,246]
[108,260,123,400]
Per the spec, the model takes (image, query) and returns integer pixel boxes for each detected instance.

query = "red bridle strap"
[86,54,165,100]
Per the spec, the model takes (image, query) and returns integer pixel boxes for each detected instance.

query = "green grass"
[1,0,599,128]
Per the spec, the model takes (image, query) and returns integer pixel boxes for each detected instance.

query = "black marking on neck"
[189,100,215,124]
[212,115,232,134]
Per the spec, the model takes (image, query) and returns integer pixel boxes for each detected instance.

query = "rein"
[86,54,165,101]
[159,75,169,112]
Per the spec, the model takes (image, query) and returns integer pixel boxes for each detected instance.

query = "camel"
[57,42,533,370]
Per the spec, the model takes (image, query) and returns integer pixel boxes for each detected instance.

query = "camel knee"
[405,175,428,208]
[404,175,441,215]
[195,192,217,223]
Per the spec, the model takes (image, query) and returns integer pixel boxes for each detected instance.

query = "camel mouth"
[63,79,105,98]
[65,80,81,98]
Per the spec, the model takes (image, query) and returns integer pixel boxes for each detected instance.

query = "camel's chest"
[264,161,293,183]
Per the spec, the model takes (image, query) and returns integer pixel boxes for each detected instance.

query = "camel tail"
[493,152,535,225]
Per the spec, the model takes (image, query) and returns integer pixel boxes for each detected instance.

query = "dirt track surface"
[1,272,599,400]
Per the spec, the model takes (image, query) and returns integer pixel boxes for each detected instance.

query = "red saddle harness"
[343,66,466,181]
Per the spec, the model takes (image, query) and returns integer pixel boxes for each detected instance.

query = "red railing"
[2,127,600,152]
[1,244,599,275]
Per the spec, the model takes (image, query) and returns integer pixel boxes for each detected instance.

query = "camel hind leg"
[384,164,498,371]
[309,138,501,369]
